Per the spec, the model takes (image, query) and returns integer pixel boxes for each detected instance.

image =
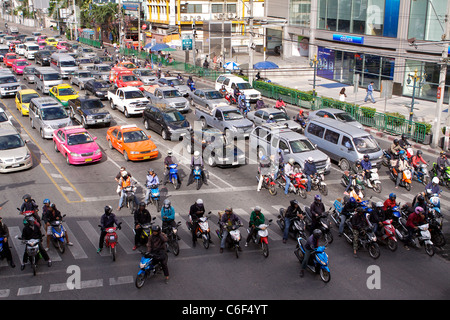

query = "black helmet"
[290,200,299,206]
[104,205,112,214]
[22,194,31,201]
[139,202,146,207]
[401,133,407,140]
[151,225,161,233]
[393,139,399,144]
[416,150,423,156]
[313,229,322,240]
[355,160,361,166]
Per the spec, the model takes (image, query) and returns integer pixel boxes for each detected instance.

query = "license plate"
[144,156,150,159]
[232,162,238,166]
[85,158,92,162]
[11,164,20,168]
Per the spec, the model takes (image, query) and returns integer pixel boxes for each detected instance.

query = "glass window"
[366,0,384,35]
[289,0,311,27]
[409,0,447,41]
[307,123,325,138]
[326,0,338,31]
[324,129,340,144]
[337,0,352,32]
[211,4,223,13]
[226,4,236,13]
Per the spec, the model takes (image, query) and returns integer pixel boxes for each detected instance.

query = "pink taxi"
[12,59,31,75]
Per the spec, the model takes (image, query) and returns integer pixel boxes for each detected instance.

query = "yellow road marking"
[3,100,85,203]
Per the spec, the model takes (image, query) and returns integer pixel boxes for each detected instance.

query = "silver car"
[28,97,72,139]
[133,69,157,85]
[23,66,37,84]
[308,108,363,129]
[92,64,111,81]
[0,123,33,173]
[189,88,228,110]
[246,107,302,133]
[70,70,95,89]
[157,77,190,97]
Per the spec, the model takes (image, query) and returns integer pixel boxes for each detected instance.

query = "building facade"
[268,0,450,102]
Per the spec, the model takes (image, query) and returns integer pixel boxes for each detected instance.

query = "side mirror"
[93,136,97,140]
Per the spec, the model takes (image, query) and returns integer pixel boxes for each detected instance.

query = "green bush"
[360,106,376,118]
[385,112,405,126]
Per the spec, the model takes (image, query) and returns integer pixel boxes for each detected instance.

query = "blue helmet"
[43,198,50,204]
[398,150,405,155]
[349,197,356,204]
[389,193,396,200]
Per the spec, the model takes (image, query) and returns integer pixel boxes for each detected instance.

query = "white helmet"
[194,151,200,158]
[121,170,128,177]
[432,177,439,184]
[196,199,203,205]
[288,158,295,164]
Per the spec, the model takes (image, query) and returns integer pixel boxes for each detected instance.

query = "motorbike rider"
[97,206,121,253]
[255,97,265,110]
[282,200,305,244]
[238,92,247,113]
[283,158,296,195]
[425,177,441,196]
[404,206,426,250]
[351,207,368,257]
[338,197,358,237]
[146,225,169,283]
[161,199,177,235]
[370,202,386,235]
[245,206,266,247]
[0,216,16,268]
[187,76,195,91]
[233,86,241,102]
[266,114,276,123]
[412,193,429,217]
[309,195,325,233]
[436,151,450,179]
[275,97,286,112]
[349,185,364,202]
[42,198,51,218]
[163,150,181,186]
[187,151,208,186]
[117,170,138,211]
[145,168,160,205]
[219,207,242,253]
[133,202,152,250]
[20,216,52,270]
[410,150,427,178]
[299,229,322,278]
[393,151,411,189]
[361,154,373,180]
[43,203,73,250]
[304,157,317,193]
[257,155,273,192]
[188,199,206,247]
[344,160,364,195]
[383,193,397,216]
[19,194,40,226]
[219,85,227,97]
[389,139,402,159]
[399,133,411,152]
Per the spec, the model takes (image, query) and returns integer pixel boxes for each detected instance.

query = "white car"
[15,44,26,56]
[215,74,261,102]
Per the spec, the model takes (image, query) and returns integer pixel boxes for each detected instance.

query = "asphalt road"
[0,24,449,303]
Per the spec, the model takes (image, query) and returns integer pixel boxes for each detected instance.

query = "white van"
[24,42,40,60]
[215,74,261,102]
[35,67,63,94]
[50,53,78,79]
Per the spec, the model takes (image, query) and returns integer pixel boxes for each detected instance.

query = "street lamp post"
[406,69,426,135]
[309,54,318,102]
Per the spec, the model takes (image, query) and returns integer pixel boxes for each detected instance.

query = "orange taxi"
[109,61,138,82]
[106,124,158,161]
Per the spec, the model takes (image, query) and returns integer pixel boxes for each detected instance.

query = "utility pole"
[221,0,226,62]
[138,2,141,52]
[248,0,254,84]
[73,0,78,41]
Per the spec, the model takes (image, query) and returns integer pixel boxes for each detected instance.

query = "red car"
[114,71,143,88]
[4,53,18,67]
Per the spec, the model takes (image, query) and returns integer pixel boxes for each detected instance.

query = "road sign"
[182,38,193,51]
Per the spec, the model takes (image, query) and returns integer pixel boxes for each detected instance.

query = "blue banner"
[332,34,364,44]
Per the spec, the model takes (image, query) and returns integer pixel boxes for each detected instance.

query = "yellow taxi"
[45,37,58,47]
[49,84,79,107]
[15,89,40,116]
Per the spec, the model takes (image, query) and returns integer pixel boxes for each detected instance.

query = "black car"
[68,95,112,128]
[143,105,190,140]
[84,79,111,100]
[34,50,52,66]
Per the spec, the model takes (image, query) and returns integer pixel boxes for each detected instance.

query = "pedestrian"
[364,81,376,103]
[339,88,347,102]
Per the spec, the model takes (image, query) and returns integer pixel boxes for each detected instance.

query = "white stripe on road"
[17,286,42,296]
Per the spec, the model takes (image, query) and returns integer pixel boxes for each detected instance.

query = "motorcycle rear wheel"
[57,240,65,254]
[298,188,307,199]
[111,246,116,262]
[268,184,277,196]
[319,268,331,283]
[387,239,398,251]
[368,243,381,259]
[319,184,328,196]
[372,182,382,193]
[235,245,240,259]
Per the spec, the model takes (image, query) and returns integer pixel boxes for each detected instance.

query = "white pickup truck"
[107,87,149,118]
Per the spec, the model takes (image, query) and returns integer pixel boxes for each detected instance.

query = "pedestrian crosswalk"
[0,205,292,267]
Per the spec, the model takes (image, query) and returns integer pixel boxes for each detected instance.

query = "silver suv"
[29,97,72,139]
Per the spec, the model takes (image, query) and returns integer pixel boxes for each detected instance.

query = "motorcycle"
[367,207,398,251]
[304,207,333,244]
[99,223,122,261]
[428,207,445,248]
[147,184,161,212]
[412,164,430,185]
[341,169,382,194]
[21,238,41,276]
[162,221,181,256]
[225,93,237,105]
[135,251,162,289]
[430,163,450,187]
[216,220,243,259]
[341,220,381,259]
[187,212,212,249]
[412,224,435,257]
[247,220,272,258]
[256,173,277,196]
[122,184,138,214]
[188,81,196,92]
[135,217,156,247]
[389,167,412,191]
[276,208,307,240]
[168,164,180,190]
[192,165,203,190]
[294,237,330,283]
[50,215,67,254]
[310,173,328,196]
[238,99,250,117]
[277,172,308,199]
[330,199,344,228]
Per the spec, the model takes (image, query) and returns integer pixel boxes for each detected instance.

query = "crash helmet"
[415,206,424,215]
[432,177,439,184]
[313,229,322,240]
[163,199,171,208]
[43,199,51,205]
[389,193,396,200]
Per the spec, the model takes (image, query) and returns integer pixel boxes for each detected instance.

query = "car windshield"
[28,46,39,51]
[335,112,356,122]
[124,90,144,99]
[83,48,93,53]
[122,63,136,69]
[97,66,110,72]
[82,99,103,109]
[43,73,61,80]
[99,56,111,61]
[23,67,36,74]
[167,79,182,86]
[163,111,185,122]
[16,61,28,66]
[60,60,76,67]
[0,111,7,122]
[290,139,315,153]
[205,91,223,99]
[93,81,110,88]
[122,75,138,82]
[0,49,8,54]
[163,90,182,98]
[47,38,56,42]
[67,132,93,145]
[78,72,92,78]
[272,112,289,121]
[222,110,244,120]
[39,51,51,56]
[22,93,40,103]
[0,134,25,150]
[123,130,149,143]
[0,76,17,84]
[58,88,77,96]
[78,59,92,64]
[237,83,252,90]
[41,107,68,120]
[353,136,381,153]
[138,70,153,76]
[6,54,17,59]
